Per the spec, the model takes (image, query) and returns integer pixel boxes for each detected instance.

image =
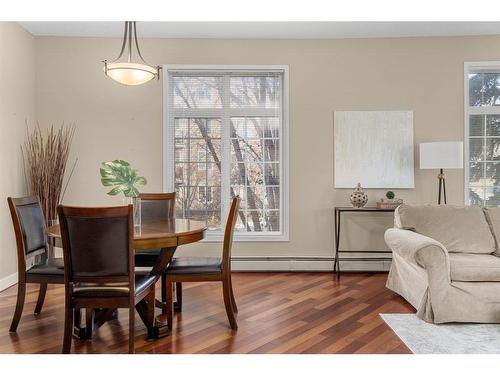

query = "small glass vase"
[123,196,141,229]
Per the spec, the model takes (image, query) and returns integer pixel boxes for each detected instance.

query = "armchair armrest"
[385,228,450,275]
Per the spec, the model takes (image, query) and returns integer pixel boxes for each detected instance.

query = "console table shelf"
[334,206,396,280]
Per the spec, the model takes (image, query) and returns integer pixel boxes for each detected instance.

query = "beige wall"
[0,23,35,283]
[34,34,500,261]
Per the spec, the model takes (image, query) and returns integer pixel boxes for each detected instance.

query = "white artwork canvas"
[334,110,414,188]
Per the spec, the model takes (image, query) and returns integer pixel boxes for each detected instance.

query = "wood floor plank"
[0,272,413,354]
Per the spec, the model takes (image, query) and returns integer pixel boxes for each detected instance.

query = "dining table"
[46,218,207,339]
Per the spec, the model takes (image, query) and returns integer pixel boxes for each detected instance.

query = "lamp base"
[438,168,447,205]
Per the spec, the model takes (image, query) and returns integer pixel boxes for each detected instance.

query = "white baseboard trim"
[231,257,391,272]
[0,272,18,292]
[0,258,389,290]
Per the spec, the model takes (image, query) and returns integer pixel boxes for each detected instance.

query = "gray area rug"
[380,313,500,354]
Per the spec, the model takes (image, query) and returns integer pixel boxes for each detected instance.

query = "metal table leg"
[334,209,341,280]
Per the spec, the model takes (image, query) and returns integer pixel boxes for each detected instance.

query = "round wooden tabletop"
[46,219,207,250]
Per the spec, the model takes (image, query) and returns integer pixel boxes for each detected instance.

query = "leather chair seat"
[26,257,64,276]
[73,274,157,298]
[166,257,222,275]
[135,249,161,267]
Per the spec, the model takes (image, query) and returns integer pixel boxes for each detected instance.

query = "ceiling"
[19,21,500,39]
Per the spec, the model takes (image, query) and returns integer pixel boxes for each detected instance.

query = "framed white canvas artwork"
[334,110,414,188]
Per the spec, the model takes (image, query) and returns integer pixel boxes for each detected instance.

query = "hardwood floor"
[0,272,414,354]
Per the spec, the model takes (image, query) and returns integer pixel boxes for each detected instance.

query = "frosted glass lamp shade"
[103,22,159,86]
[419,141,463,170]
[104,62,157,86]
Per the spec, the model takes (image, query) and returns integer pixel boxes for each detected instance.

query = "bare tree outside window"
[169,70,284,235]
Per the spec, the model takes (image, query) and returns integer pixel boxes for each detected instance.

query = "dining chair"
[7,196,65,332]
[164,196,240,330]
[58,204,157,354]
[134,192,176,312]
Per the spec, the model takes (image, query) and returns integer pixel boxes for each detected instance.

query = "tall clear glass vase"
[123,196,141,230]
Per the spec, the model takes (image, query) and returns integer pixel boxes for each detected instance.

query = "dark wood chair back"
[7,196,68,332]
[222,196,240,274]
[57,205,134,287]
[140,192,175,222]
[8,196,48,266]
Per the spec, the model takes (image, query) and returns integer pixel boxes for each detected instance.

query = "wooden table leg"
[75,308,119,340]
[149,246,177,338]
[72,308,87,339]
[93,308,119,329]
[79,246,178,340]
[136,293,156,340]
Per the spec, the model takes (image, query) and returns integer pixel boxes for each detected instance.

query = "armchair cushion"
[449,253,500,282]
[395,204,495,254]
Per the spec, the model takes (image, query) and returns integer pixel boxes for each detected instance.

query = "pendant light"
[103,21,160,86]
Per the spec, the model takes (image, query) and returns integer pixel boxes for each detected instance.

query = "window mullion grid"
[483,115,487,206]
[469,107,500,115]
[171,108,223,118]
[166,75,175,193]
[279,73,284,234]
[166,67,288,240]
[468,106,499,206]
[187,120,192,219]
[204,120,209,223]
[221,74,231,230]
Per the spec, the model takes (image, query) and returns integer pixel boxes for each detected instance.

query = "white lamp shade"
[419,141,463,169]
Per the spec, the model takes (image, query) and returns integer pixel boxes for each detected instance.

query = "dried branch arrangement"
[23,123,76,224]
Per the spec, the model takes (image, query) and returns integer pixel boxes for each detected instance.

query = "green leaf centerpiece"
[100,160,147,198]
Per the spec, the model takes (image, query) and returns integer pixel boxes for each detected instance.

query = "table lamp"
[419,141,463,204]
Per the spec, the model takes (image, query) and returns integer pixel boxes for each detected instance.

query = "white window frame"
[464,61,500,205]
[163,65,290,242]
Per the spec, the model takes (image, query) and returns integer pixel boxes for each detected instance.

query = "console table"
[334,206,396,280]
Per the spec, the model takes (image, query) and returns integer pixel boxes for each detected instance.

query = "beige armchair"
[385,204,500,323]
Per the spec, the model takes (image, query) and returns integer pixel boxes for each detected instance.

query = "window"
[198,186,213,204]
[465,62,500,206]
[164,66,289,241]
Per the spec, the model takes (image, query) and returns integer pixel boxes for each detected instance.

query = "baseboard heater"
[230,256,391,272]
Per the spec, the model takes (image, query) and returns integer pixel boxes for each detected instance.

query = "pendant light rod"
[133,22,149,64]
[128,22,132,62]
[109,21,152,65]
[112,21,130,64]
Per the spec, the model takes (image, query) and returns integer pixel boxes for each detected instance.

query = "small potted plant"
[100,159,147,227]
[385,191,395,202]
